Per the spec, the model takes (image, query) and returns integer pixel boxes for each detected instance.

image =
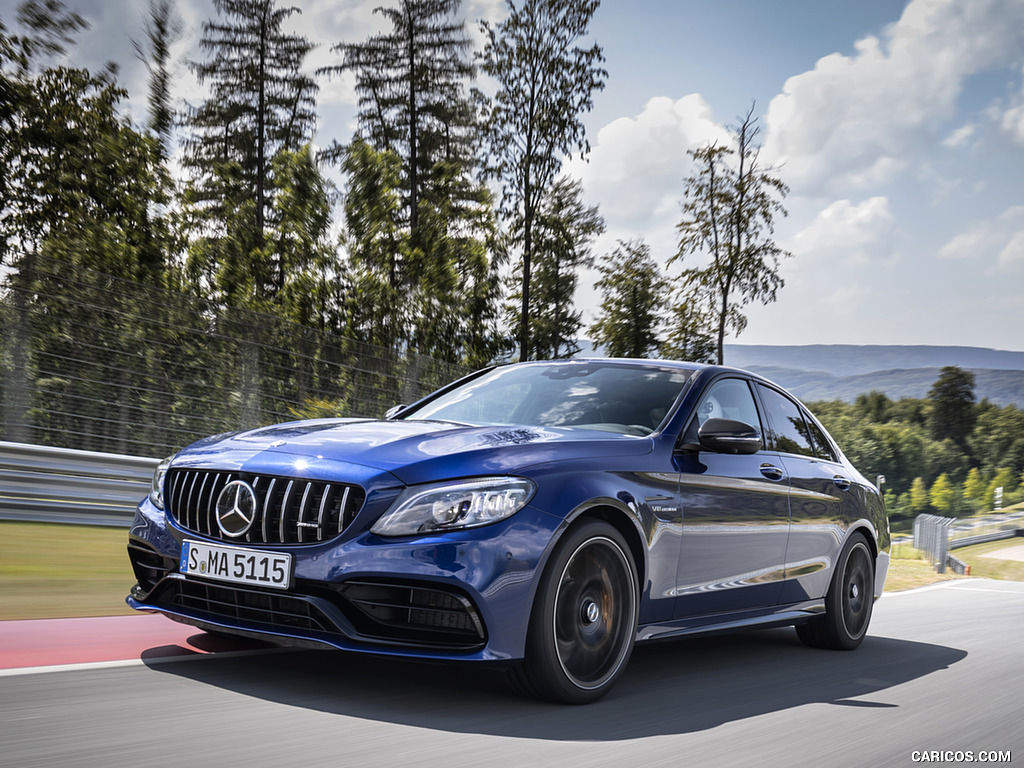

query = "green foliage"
[590,238,667,359]
[509,176,604,359]
[325,0,476,237]
[929,473,955,515]
[477,0,606,360]
[987,467,1016,509]
[184,0,317,255]
[909,477,929,513]
[133,0,183,158]
[927,366,976,449]
[963,467,986,503]
[659,286,718,364]
[969,403,1024,476]
[673,106,790,365]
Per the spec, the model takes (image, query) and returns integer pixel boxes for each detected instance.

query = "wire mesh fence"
[0,255,471,458]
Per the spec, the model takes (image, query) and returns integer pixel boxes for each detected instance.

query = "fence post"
[914,513,955,573]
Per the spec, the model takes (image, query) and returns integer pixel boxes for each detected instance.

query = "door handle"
[760,463,785,481]
[833,475,852,491]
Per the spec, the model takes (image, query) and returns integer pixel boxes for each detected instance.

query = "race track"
[2,580,1022,768]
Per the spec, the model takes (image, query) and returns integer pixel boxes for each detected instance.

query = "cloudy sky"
[32,0,1024,351]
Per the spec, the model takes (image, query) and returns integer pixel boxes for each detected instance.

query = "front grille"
[165,468,365,544]
[145,576,487,651]
[155,578,338,634]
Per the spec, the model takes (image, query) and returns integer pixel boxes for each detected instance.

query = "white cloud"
[942,123,977,149]
[939,206,1024,272]
[762,0,1024,196]
[564,95,730,253]
[789,197,896,264]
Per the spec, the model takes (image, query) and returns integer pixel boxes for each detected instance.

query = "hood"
[180,418,654,485]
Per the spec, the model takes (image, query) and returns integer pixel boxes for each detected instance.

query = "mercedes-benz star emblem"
[215,480,257,538]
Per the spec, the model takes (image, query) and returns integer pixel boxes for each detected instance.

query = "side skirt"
[636,600,826,644]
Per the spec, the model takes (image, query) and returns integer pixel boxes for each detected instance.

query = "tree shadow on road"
[144,628,966,741]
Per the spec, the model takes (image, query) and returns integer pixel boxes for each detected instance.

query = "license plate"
[180,539,292,590]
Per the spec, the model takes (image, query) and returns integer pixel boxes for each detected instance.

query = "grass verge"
[2,520,1022,620]
[0,521,136,620]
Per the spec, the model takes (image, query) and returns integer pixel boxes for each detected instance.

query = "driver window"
[685,378,763,443]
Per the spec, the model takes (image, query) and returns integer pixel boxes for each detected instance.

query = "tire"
[796,532,875,650]
[512,520,639,704]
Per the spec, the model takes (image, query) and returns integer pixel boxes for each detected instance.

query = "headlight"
[149,456,172,510]
[371,477,536,536]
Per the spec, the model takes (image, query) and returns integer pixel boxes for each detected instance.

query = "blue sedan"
[127,359,890,703]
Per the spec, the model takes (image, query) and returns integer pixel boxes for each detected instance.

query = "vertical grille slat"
[297,482,313,544]
[316,484,332,543]
[280,480,295,543]
[165,469,364,545]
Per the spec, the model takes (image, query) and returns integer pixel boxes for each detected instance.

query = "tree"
[673,105,790,365]
[659,286,717,364]
[512,176,603,359]
[341,138,407,351]
[590,238,666,358]
[325,0,475,236]
[963,467,986,505]
[477,0,606,361]
[184,0,317,291]
[987,467,1016,510]
[929,473,955,515]
[909,476,929,513]
[927,366,976,450]
[132,0,183,161]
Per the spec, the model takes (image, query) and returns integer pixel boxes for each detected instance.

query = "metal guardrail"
[0,441,158,526]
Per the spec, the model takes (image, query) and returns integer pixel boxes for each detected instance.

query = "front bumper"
[127,497,557,662]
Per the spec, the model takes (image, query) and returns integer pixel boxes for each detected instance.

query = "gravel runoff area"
[981,543,1024,561]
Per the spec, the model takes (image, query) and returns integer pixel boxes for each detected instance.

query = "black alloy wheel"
[513,520,639,704]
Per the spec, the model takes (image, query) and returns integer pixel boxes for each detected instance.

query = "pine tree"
[963,467,986,505]
[929,473,955,515]
[927,366,976,451]
[507,176,603,359]
[184,0,317,301]
[477,0,606,361]
[589,238,666,359]
[132,0,183,161]
[325,0,475,236]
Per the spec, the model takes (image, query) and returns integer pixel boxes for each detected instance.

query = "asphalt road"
[2,580,1022,768]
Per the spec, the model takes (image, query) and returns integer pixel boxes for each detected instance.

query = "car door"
[753,383,861,604]
[674,377,791,618]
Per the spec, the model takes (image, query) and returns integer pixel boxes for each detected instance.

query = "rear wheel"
[512,521,638,704]
[796,532,874,650]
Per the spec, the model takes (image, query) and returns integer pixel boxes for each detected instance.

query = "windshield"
[399,362,694,436]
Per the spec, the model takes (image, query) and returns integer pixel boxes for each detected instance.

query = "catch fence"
[0,255,470,458]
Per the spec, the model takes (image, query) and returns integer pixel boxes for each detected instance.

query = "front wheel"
[513,521,639,704]
[796,532,875,650]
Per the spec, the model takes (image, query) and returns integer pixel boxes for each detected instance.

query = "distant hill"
[723,344,1024,376]
[576,343,1024,406]
[726,346,1024,406]
[744,366,1024,407]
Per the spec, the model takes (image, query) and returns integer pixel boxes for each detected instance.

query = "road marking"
[0,647,286,678]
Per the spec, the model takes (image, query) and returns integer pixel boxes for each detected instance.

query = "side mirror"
[383,404,407,419]
[697,418,762,455]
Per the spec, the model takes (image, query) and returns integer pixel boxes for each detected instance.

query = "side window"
[803,412,839,462]
[755,385,816,458]
[685,378,763,443]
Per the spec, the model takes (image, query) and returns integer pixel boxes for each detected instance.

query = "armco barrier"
[0,441,158,526]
